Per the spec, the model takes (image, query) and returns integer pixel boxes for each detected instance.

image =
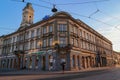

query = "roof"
[23,2,34,11]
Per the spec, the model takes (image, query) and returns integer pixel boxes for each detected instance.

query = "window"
[74,27,78,34]
[59,38,66,47]
[43,26,47,34]
[86,33,89,40]
[19,34,24,41]
[25,31,29,39]
[43,39,47,47]
[36,28,40,36]
[31,30,34,38]
[76,39,79,47]
[81,40,83,48]
[13,37,15,42]
[70,24,73,32]
[49,38,53,46]
[83,41,85,49]
[71,38,74,45]
[59,37,66,46]
[58,24,67,31]
[79,29,82,36]
[20,44,23,50]
[83,31,86,38]
[89,35,91,41]
[74,39,78,47]
[17,35,19,41]
[30,41,34,49]
[36,40,41,49]
[25,42,28,50]
[49,25,53,32]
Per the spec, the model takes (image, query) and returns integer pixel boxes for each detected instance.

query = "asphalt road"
[0,67,120,80]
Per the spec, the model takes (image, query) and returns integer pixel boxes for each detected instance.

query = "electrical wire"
[88,9,100,18]
[0,27,17,30]
[91,1,120,31]
[56,0,110,5]
[39,0,54,5]
[10,0,120,31]
[11,0,51,9]
[39,0,110,5]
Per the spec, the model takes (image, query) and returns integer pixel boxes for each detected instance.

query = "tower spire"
[20,3,34,29]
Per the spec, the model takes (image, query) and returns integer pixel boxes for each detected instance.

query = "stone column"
[86,57,89,68]
[45,53,49,70]
[8,58,11,70]
[22,56,25,68]
[55,52,61,70]
[84,57,87,68]
[38,55,42,70]
[80,56,83,69]
[77,56,81,69]
[75,55,77,69]
[0,59,1,68]
[26,56,30,69]
[32,55,36,70]
[5,59,7,69]
[20,57,23,69]
[12,58,15,69]
[66,52,71,70]
[88,57,91,68]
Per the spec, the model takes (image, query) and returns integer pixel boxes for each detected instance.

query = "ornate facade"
[0,3,113,71]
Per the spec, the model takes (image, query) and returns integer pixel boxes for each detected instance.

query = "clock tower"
[20,3,34,29]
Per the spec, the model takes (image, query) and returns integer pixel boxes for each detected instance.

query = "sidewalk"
[0,67,112,76]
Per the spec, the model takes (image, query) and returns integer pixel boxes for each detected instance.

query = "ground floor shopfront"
[0,49,112,71]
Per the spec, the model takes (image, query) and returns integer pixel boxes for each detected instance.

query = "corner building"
[0,3,113,71]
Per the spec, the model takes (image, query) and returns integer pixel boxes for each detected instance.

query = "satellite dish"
[51,5,57,13]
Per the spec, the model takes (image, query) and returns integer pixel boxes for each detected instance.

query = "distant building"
[0,3,113,71]
[113,51,120,66]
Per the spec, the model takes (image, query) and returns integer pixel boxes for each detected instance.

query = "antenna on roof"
[51,4,57,13]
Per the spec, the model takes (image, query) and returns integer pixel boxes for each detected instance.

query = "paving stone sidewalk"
[0,67,113,76]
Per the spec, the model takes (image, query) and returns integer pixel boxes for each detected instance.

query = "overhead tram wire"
[55,0,110,5]
[92,2,120,31]
[39,0,110,6]
[88,9,100,18]
[67,11,114,27]
[0,27,17,30]
[12,0,116,29]
[39,0,113,27]
[88,2,100,18]
[11,0,51,9]
[39,0,54,5]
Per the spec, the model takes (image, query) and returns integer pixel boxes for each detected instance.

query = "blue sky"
[0,0,120,51]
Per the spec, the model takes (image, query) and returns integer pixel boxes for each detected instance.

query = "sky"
[0,0,120,51]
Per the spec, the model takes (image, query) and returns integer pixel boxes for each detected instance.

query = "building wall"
[0,12,113,71]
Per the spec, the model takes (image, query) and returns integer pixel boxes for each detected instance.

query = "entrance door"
[42,56,46,70]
